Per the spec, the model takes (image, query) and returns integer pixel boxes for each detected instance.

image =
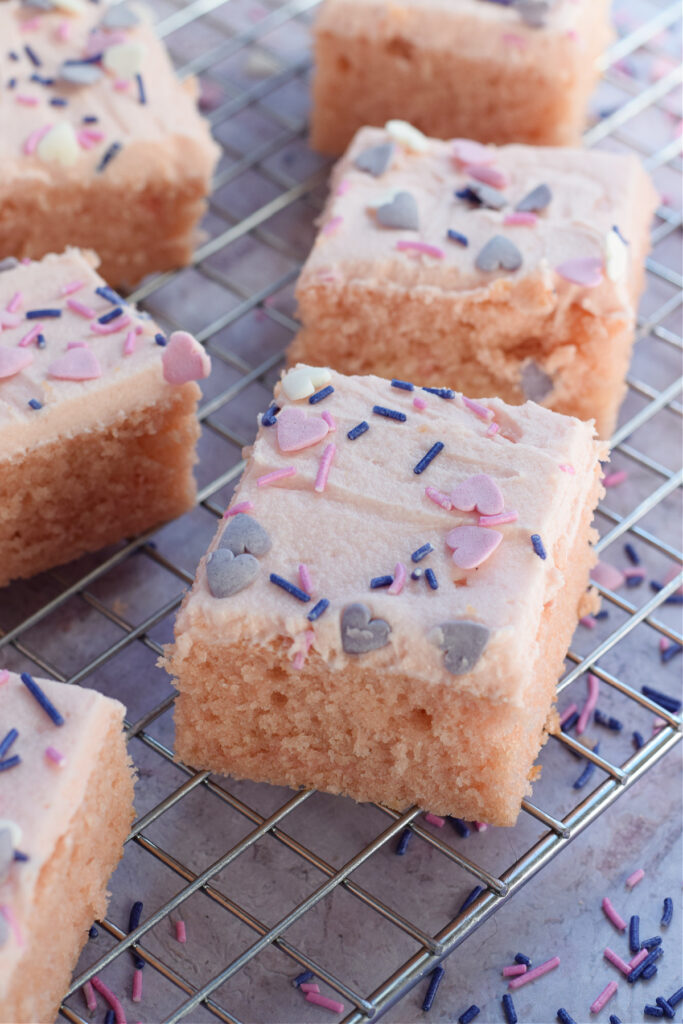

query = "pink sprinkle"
[335,179,350,196]
[559,464,575,474]
[257,466,296,488]
[300,983,321,994]
[452,139,495,166]
[486,422,500,437]
[123,330,137,356]
[502,32,527,48]
[603,470,628,487]
[20,15,40,29]
[388,562,406,595]
[424,813,445,827]
[175,920,186,943]
[555,257,604,288]
[425,486,452,511]
[653,717,666,735]
[66,341,87,350]
[462,396,493,421]
[503,964,527,977]
[559,703,578,726]
[60,280,84,297]
[19,324,42,348]
[0,905,23,946]
[45,746,66,767]
[24,124,52,156]
[659,637,670,654]
[590,980,617,1014]
[56,19,71,41]
[16,94,38,106]
[479,510,518,527]
[576,673,599,735]
[504,212,538,226]
[90,977,127,1024]
[580,616,597,629]
[80,128,105,144]
[314,443,336,493]
[224,501,254,518]
[77,130,100,151]
[83,981,97,1012]
[91,314,132,335]
[474,821,488,832]
[0,670,9,686]
[508,956,560,991]
[299,564,314,595]
[322,216,343,237]
[466,164,508,189]
[662,565,683,594]
[591,562,625,591]
[292,630,315,671]
[0,311,22,329]
[67,298,97,319]
[629,947,648,970]
[624,568,646,581]
[625,868,645,889]
[396,240,445,259]
[321,410,336,431]
[604,947,631,976]
[602,897,627,931]
[413,396,427,410]
[6,291,23,314]
[132,968,143,1003]
[113,79,130,91]
[305,993,345,1013]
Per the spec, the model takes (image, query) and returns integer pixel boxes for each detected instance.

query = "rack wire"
[0,0,681,1021]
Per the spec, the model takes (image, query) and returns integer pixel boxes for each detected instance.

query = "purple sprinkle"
[531,534,547,559]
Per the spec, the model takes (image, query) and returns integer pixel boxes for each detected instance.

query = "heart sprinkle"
[430,621,490,676]
[555,257,603,288]
[277,406,330,452]
[281,365,332,401]
[354,141,395,176]
[219,514,271,557]
[206,549,259,598]
[375,191,419,231]
[341,603,392,654]
[451,474,504,516]
[515,183,552,213]
[475,235,523,273]
[446,525,503,569]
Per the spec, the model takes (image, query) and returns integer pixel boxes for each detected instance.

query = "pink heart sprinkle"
[555,257,604,288]
[47,347,102,381]
[276,405,329,453]
[451,474,504,516]
[162,331,211,386]
[466,164,508,189]
[0,347,33,379]
[452,139,495,166]
[446,525,503,569]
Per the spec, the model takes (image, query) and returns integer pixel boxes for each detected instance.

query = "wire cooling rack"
[0,1,681,1021]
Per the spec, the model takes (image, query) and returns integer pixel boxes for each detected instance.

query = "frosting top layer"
[174,365,604,707]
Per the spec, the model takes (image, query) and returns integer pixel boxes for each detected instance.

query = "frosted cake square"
[165,364,605,827]
[310,0,612,154]
[0,249,211,587]
[291,126,658,438]
[0,669,134,1022]
[0,1,219,286]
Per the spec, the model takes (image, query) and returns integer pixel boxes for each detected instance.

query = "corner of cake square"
[165,364,606,827]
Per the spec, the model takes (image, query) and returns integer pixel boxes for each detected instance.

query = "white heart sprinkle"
[103,41,146,80]
[36,123,80,167]
[605,228,628,283]
[384,120,429,153]
[281,365,331,401]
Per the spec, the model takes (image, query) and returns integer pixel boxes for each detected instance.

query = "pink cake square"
[0,1,219,286]
[310,0,613,154]
[165,364,605,827]
[0,669,134,1022]
[291,126,658,438]
[0,248,211,587]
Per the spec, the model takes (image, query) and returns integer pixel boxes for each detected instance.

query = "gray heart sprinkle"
[516,183,552,213]
[475,235,523,273]
[100,1,140,27]
[0,828,13,885]
[466,182,507,211]
[206,548,259,598]
[0,258,19,273]
[514,0,551,28]
[376,191,419,231]
[341,603,391,654]
[354,142,395,177]
[431,620,490,676]
[219,513,271,557]
[59,63,104,86]
[521,361,553,402]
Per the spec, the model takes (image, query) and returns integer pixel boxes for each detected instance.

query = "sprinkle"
[573,743,599,789]
[555,257,603,288]
[347,421,369,440]
[580,616,597,629]
[24,124,52,155]
[650,581,683,604]
[28,398,42,410]
[59,280,84,298]
[514,953,531,966]
[309,385,334,404]
[0,757,21,772]
[632,730,645,749]
[591,980,618,1013]
[15,94,39,106]
[502,994,517,1024]
[422,966,445,1012]
[83,981,97,1012]
[321,410,336,431]
[479,510,518,527]
[530,534,547,559]
[370,575,394,589]
[300,983,321,994]
[424,812,445,827]
[447,229,469,246]
[269,574,310,602]
[412,543,433,563]
[307,599,329,622]
[26,308,60,319]
[629,948,649,971]
[425,569,439,590]
[669,987,683,1008]
[391,379,414,391]
[97,306,124,325]
[423,387,455,400]
[661,897,673,926]
[656,999,675,1019]
[45,745,66,767]
[373,405,406,422]
[411,570,423,580]
[97,142,122,173]
[644,1008,664,1019]
[425,487,452,511]
[128,901,144,969]
[388,563,407,595]
[508,956,560,990]
[105,1009,115,1024]
[123,330,137,356]
[305,993,344,1013]
[462,396,493,420]
[503,965,527,977]
[293,970,314,987]
[602,897,626,931]
[67,298,97,318]
[132,969,143,1002]
[94,286,123,306]
[90,977,127,1024]
[18,324,43,348]
[89,925,99,938]
[172,920,187,943]
[449,817,470,837]
[260,404,279,427]
[397,240,445,259]
[24,44,41,67]
[91,314,132,335]
[641,686,681,712]
[504,211,537,226]
[314,443,336,493]
[414,441,445,475]
[557,1011,576,1024]
[603,470,628,487]
[559,704,578,727]
[257,467,296,488]
[640,936,662,949]
[396,828,413,855]
[486,422,499,437]
[0,729,18,760]
[624,569,645,587]
[296,565,314,596]
[135,72,145,104]
[20,672,64,726]
[457,886,484,915]
[459,1006,480,1024]
[594,610,609,620]
[576,674,600,735]
[224,501,255,518]
[662,642,682,664]
[628,945,662,982]
[594,709,622,731]
[604,948,631,976]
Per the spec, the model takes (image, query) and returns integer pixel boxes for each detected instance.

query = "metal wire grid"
[0,1,681,1020]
